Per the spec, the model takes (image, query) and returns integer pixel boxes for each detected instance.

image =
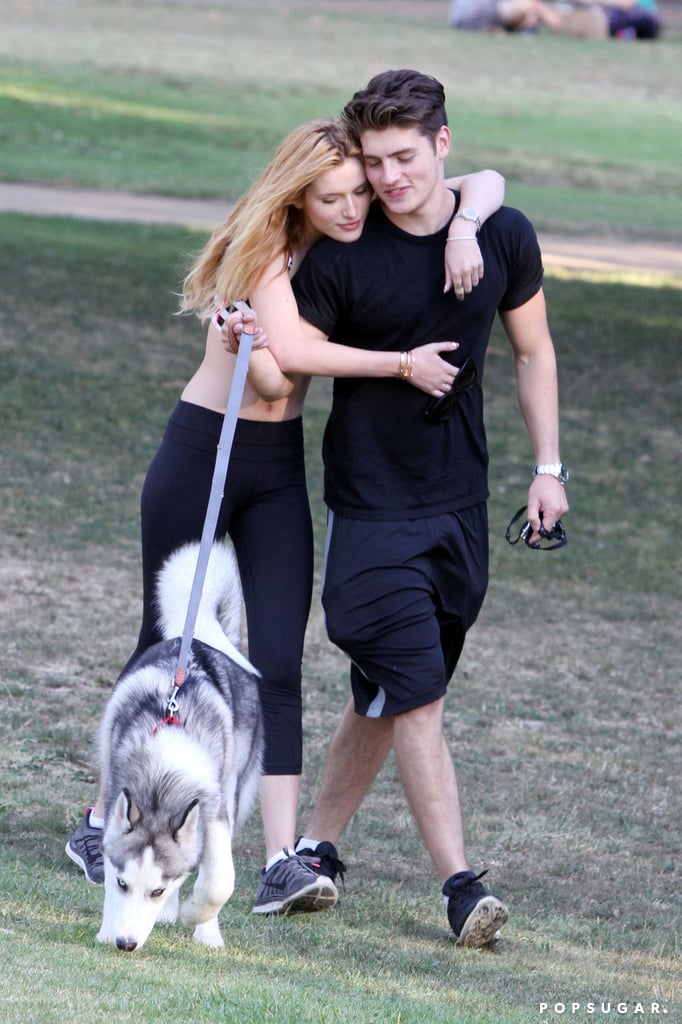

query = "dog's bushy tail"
[155,541,243,652]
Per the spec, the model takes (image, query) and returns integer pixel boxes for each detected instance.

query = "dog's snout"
[116,937,138,952]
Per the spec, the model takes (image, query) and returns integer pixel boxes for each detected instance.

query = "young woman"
[67,117,504,916]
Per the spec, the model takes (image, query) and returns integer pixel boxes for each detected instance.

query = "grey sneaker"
[252,850,338,915]
[442,869,508,947]
[295,840,346,890]
[65,809,104,885]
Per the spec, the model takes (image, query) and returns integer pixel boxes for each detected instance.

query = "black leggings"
[131,401,313,775]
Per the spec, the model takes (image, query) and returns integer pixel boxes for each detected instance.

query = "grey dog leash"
[166,301,254,715]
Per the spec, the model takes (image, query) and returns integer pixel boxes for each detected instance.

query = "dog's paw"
[193,917,224,948]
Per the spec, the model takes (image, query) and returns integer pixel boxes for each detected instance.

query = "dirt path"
[1,180,680,277]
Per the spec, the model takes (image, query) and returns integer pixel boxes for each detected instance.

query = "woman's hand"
[444,236,484,299]
[215,306,268,355]
[408,341,460,396]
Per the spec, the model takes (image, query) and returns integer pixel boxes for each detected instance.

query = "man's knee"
[393,697,446,750]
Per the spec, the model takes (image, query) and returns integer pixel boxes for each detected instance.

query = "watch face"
[457,208,481,230]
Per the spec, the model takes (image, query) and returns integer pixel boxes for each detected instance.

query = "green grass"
[1,210,680,1023]
[1,0,681,236]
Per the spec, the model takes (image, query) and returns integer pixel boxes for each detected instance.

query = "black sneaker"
[442,869,508,947]
[252,850,338,915]
[65,808,104,885]
[295,839,346,889]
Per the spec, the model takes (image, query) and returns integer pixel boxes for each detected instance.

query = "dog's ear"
[112,788,142,834]
[171,798,200,845]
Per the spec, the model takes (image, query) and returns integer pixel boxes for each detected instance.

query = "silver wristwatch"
[455,208,482,232]
[534,462,570,485]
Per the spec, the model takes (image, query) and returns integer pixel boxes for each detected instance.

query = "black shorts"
[322,505,488,717]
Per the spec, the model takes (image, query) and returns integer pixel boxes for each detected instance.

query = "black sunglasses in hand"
[424,357,477,423]
[505,506,567,551]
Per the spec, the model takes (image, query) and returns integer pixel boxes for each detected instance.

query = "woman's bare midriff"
[180,321,309,421]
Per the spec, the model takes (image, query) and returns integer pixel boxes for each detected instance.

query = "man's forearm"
[514,344,562,465]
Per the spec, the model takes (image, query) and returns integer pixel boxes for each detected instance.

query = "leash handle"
[170,301,254,703]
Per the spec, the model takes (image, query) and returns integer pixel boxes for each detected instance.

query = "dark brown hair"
[342,69,448,145]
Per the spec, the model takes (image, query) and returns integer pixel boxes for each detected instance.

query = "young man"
[269,69,569,947]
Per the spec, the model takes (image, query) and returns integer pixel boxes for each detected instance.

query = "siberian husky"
[96,540,263,952]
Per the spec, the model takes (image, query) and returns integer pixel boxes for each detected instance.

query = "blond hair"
[181,117,361,320]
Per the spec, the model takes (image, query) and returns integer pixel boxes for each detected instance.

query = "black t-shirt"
[292,197,543,520]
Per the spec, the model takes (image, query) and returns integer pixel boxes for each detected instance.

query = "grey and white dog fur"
[96,540,263,952]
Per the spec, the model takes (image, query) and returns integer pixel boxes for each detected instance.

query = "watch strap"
[534,462,569,484]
